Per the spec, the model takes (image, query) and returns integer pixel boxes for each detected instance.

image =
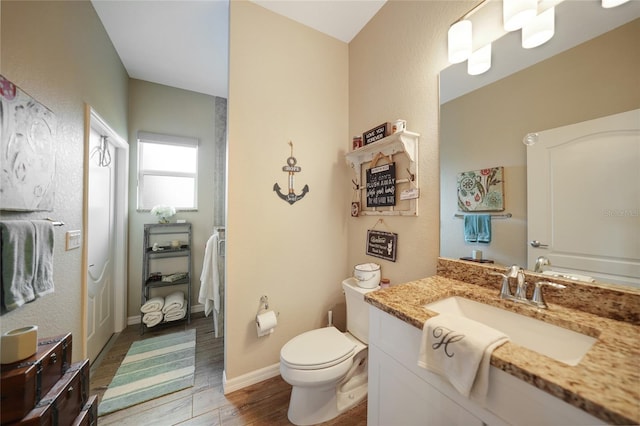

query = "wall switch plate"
[66,230,81,250]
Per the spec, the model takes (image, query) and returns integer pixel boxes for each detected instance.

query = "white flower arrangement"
[150,205,176,223]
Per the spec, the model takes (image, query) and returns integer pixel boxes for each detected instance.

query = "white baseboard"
[223,363,281,394]
[128,303,205,325]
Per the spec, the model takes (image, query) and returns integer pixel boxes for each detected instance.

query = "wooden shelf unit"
[141,222,192,333]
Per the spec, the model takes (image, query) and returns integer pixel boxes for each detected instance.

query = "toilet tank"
[342,277,378,343]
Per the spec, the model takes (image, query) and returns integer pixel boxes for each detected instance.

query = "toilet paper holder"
[256,295,279,322]
[255,295,280,337]
[259,295,269,312]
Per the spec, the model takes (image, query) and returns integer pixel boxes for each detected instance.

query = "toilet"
[279,277,377,425]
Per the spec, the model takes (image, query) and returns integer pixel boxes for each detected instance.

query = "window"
[137,132,198,210]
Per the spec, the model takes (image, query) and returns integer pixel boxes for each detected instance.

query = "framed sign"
[366,162,396,207]
[366,230,397,262]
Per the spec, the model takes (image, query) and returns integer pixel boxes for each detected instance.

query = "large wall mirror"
[439,1,640,288]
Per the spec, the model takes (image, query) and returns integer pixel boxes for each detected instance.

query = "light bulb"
[467,44,492,76]
[448,20,472,64]
[602,0,630,8]
[522,7,555,49]
[503,0,537,32]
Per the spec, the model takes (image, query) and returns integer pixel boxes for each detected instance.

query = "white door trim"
[82,105,129,359]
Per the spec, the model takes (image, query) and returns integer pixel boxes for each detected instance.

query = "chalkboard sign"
[366,162,396,207]
[363,123,390,145]
[366,230,397,262]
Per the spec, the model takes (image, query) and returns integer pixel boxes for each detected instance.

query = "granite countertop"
[365,275,640,425]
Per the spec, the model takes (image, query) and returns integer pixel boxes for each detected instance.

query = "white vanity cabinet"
[367,306,605,426]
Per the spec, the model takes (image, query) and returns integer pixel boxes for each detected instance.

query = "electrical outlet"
[66,230,81,250]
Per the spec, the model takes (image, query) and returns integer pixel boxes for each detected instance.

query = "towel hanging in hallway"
[199,230,223,337]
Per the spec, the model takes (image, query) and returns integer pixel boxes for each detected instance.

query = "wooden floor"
[90,313,367,425]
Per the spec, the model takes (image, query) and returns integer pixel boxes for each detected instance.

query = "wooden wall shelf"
[345,130,420,217]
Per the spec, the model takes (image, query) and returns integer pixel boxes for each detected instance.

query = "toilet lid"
[280,327,356,370]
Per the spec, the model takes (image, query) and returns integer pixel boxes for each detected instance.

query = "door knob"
[530,240,549,248]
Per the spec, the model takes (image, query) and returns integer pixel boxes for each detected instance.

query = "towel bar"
[454,213,511,219]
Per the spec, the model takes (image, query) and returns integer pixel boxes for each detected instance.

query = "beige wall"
[347,1,473,285]
[226,1,349,379]
[127,79,220,318]
[0,0,128,360]
[440,19,640,268]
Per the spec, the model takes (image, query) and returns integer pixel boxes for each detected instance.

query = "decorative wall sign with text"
[273,141,309,205]
[366,162,396,207]
[366,230,397,262]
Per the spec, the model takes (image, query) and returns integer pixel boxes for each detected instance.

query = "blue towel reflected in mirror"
[463,215,491,244]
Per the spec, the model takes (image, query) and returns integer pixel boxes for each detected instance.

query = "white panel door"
[527,109,640,287]
[86,127,116,362]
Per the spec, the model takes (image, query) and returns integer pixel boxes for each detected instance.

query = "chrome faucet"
[534,256,551,273]
[489,265,520,300]
[488,265,565,309]
[531,281,566,308]
[514,269,528,300]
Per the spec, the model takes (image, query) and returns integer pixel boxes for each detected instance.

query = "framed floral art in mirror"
[457,166,504,212]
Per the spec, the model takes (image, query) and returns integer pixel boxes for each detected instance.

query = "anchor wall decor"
[273,141,309,205]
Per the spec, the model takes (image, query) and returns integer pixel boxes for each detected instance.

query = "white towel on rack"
[164,300,187,321]
[162,290,185,313]
[199,233,221,317]
[143,311,163,327]
[141,296,164,313]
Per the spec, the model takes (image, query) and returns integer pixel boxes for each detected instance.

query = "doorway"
[83,106,129,362]
[527,109,640,287]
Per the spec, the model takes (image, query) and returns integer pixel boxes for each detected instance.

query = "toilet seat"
[280,327,356,370]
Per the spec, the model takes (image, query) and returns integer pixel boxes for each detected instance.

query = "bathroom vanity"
[365,258,640,425]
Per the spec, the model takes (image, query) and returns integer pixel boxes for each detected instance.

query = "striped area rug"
[98,329,196,416]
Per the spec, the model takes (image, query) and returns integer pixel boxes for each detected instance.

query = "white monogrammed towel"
[418,313,508,400]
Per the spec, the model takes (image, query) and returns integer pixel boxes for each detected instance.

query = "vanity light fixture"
[522,6,555,49]
[467,43,492,75]
[602,0,630,8]
[503,0,538,31]
[448,20,472,64]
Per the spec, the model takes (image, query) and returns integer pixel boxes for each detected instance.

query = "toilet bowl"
[279,278,376,425]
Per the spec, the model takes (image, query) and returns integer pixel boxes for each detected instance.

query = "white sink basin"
[424,296,597,366]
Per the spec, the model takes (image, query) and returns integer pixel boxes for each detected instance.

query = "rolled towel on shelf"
[164,301,187,322]
[141,296,165,313]
[162,290,185,313]
[143,311,163,327]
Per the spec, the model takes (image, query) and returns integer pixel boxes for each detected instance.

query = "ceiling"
[91,0,387,98]
[92,0,639,101]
